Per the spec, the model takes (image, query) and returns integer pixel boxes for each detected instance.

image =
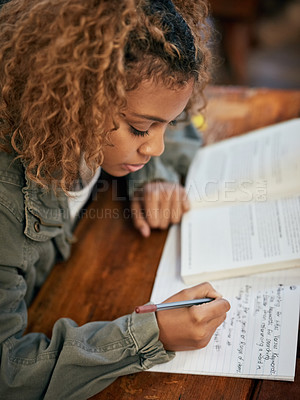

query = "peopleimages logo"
[126,179,268,204]
[46,177,268,206]
[186,179,268,204]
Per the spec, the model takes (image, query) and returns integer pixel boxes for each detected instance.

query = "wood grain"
[203,86,300,144]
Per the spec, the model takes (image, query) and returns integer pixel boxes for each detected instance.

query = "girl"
[0,0,230,398]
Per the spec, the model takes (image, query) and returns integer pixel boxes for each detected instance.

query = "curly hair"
[0,0,211,191]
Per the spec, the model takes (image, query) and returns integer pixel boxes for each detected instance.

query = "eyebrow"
[131,112,173,123]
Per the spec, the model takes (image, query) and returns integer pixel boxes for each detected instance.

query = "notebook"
[149,225,300,381]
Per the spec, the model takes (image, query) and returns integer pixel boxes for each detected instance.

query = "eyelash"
[129,126,149,137]
[129,120,177,137]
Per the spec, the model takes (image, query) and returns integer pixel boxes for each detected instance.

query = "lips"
[121,163,146,173]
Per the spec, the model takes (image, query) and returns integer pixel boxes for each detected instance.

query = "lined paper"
[149,225,300,381]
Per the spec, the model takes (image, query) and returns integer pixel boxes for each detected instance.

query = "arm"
[0,267,172,399]
[0,208,230,399]
[0,201,173,399]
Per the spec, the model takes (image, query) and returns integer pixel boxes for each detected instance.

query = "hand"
[156,282,230,351]
[130,181,190,237]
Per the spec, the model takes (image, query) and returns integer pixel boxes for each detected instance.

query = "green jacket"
[0,150,176,400]
[0,123,201,399]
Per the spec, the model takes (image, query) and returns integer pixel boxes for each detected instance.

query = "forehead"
[125,79,194,121]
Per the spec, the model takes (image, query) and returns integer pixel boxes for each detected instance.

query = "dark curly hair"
[0,0,211,191]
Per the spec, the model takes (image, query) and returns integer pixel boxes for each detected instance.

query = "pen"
[135,298,214,313]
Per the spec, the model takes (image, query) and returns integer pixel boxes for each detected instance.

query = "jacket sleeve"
[0,202,174,400]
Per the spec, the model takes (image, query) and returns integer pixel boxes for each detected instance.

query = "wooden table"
[27,86,300,399]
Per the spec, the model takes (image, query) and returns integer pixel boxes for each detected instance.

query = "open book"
[181,119,300,284]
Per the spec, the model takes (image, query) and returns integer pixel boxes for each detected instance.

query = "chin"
[102,168,130,177]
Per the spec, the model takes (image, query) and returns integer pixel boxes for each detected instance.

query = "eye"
[169,120,177,127]
[129,125,149,137]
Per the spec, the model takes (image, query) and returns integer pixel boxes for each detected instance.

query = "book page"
[181,195,300,283]
[149,225,300,381]
[186,119,300,207]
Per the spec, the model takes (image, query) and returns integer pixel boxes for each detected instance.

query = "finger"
[175,282,224,302]
[158,190,172,229]
[170,186,184,224]
[143,184,161,228]
[157,182,180,229]
[192,313,227,349]
[191,297,231,321]
[212,313,227,329]
[131,199,151,237]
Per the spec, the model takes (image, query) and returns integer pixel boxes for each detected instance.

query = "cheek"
[110,124,138,152]
[104,132,137,161]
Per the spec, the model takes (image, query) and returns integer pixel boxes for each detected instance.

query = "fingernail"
[140,226,150,237]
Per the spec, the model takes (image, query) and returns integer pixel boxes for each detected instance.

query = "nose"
[138,128,165,157]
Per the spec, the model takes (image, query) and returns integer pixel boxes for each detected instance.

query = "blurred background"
[0,0,298,89]
[209,0,300,88]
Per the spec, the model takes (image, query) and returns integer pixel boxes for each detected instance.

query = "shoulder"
[0,151,25,223]
[0,152,27,269]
